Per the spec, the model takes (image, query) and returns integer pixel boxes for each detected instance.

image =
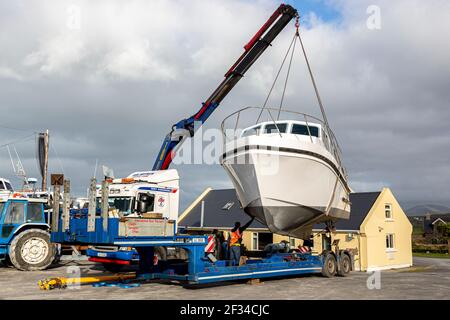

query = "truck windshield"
[107,197,132,215]
[4,182,13,191]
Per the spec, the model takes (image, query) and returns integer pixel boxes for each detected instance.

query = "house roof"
[179,188,381,233]
[178,189,267,229]
[423,213,450,233]
[313,192,381,231]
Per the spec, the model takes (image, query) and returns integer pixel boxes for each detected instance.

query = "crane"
[152,4,298,171]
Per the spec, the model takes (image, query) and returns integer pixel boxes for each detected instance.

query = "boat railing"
[221,106,346,177]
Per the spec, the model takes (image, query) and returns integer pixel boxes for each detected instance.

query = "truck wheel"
[337,254,351,277]
[102,263,124,273]
[321,253,337,278]
[9,229,56,271]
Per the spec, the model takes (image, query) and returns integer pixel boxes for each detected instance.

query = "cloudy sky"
[0,0,449,211]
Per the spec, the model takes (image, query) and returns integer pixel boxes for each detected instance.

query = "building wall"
[360,188,413,271]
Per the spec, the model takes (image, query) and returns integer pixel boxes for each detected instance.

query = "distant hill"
[406,204,450,216]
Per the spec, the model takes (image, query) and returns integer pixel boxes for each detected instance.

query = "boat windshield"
[263,123,288,134]
[291,124,319,138]
[241,125,261,137]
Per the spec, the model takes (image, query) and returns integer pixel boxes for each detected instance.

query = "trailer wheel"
[321,253,337,278]
[154,247,167,261]
[337,254,351,277]
[9,229,56,271]
[102,263,124,273]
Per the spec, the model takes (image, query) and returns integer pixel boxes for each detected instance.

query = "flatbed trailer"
[45,212,352,289]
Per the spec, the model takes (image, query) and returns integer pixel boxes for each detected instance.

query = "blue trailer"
[47,211,353,287]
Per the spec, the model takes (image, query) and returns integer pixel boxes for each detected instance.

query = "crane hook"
[295,15,300,35]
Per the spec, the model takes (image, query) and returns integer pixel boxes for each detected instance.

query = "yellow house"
[178,187,413,272]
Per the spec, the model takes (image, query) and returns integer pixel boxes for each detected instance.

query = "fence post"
[87,178,97,232]
[51,185,60,232]
[101,180,109,232]
[62,180,71,231]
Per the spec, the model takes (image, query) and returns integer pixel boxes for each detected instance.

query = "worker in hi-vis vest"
[229,217,255,266]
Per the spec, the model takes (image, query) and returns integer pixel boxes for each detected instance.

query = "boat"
[220,107,351,239]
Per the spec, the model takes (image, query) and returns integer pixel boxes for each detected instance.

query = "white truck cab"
[96,169,180,222]
[0,178,13,194]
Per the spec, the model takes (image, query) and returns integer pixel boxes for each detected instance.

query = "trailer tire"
[154,247,167,261]
[337,253,351,277]
[321,253,337,278]
[9,229,56,271]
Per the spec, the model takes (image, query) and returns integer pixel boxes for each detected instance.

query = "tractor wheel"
[9,229,56,271]
[321,253,337,278]
[337,254,351,277]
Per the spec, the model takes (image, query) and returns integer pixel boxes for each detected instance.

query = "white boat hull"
[221,134,350,239]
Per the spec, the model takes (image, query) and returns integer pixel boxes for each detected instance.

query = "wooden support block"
[247,278,263,285]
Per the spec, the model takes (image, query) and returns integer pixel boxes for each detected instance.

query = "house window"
[386,234,395,249]
[385,204,393,219]
[252,232,258,251]
[289,237,295,248]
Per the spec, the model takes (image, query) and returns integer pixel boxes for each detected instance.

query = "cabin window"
[291,124,319,137]
[27,203,43,223]
[263,123,287,134]
[385,204,393,219]
[386,234,395,249]
[241,126,261,137]
[4,202,25,224]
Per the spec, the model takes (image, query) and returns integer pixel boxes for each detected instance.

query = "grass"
[413,252,450,259]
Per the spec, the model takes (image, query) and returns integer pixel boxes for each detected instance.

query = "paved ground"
[0,257,448,300]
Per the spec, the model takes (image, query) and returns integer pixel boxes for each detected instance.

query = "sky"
[0,0,449,211]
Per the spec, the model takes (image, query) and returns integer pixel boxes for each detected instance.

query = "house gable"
[359,187,413,270]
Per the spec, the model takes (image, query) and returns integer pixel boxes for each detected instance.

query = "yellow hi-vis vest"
[230,229,242,246]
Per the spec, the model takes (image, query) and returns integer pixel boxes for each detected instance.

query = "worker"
[229,217,255,266]
[212,229,224,259]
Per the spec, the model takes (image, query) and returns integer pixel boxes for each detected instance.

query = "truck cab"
[0,178,13,195]
[87,170,179,270]
[0,194,56,270]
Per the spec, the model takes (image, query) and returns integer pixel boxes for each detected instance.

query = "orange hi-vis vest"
[230,229,242,246]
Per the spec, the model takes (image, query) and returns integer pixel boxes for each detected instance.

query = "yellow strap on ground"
[38,273,136,290]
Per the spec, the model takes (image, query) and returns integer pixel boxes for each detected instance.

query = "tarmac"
[0,257,448,300]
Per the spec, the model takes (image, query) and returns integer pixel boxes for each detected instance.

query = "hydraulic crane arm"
[153,4,298,171]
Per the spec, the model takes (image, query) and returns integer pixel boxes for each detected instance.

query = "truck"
[0,193,56,271]
[87,170,180,271]
[41,4,354,289]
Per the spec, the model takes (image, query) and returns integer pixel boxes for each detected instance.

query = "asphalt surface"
[0,257,448,300]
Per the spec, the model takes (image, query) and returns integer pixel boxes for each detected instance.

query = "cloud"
[0,0,449,211]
